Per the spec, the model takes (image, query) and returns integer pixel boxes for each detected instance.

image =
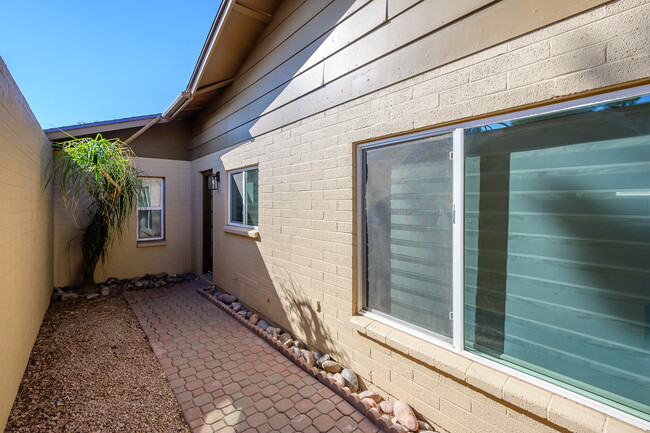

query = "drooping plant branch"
[48,134,143,286]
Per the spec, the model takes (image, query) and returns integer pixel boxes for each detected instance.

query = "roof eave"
[44,114,162,141]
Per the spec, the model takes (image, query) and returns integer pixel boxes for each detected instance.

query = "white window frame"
[227,166,258,229]
[137,177,164,242]
[356,84,650,430]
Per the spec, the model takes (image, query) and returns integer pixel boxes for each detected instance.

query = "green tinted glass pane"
[245,169,258,226]
[138,210,162,239]
[230,172,244,224]
[365,134,453,338]
[464,94,650,421]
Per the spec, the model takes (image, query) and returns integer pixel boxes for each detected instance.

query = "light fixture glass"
[208,171,220,190]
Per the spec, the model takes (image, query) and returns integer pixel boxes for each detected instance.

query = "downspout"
[124,115,162,145]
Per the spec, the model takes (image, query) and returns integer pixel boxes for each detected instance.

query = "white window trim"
[355,84,650,430]
[227,166,258,229]
[137,177,164,242]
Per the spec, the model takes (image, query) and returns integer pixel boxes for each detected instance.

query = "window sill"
[137,240,166,248]
[349,313,639,433]
[350,314,471,380]
[223,225,259,239]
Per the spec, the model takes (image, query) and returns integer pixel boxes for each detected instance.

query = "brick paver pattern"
[126,281,381,433]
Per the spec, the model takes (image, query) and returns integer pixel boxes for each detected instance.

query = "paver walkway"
[126,281,381,433]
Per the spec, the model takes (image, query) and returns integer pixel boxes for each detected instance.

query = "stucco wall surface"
[0,57,54,432]
[53,157,192,287]
[194,1,650,432]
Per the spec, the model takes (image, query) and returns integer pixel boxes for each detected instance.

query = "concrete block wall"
[53,157,192,287]
[199,1,650,432]
[0,57,54,432]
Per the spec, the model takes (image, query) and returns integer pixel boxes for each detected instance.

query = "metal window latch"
[449,311,454,320]
[453,204,456,224]
[449,151,453,161]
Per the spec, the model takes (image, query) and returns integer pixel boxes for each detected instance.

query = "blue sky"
[1,1,222,128]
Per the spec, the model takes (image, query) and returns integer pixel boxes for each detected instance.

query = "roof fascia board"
[45,115,162,141]
[187,0,237,95]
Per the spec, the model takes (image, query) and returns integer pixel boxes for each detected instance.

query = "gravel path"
[5,294,190,433]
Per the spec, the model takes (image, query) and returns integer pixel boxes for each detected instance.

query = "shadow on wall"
[194,0,360,154]
[210,0,361,360]
[217,239,335,359]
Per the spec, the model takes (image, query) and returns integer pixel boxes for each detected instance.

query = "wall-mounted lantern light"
[208,171,220,190]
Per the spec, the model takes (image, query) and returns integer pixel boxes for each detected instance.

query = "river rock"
[301,350,315,367]
[358,390,382,403]
[393,401,418,431]
[322,360,342,373]
[419,420,433,431]
[332,373,345,388]
[249,314,259,325]
[379,400,394,414]
[293,340,304,350]
[61,293,78,301]
[278,332,292,343]
[221,294,237,305]
[231,302,242,312]
[362,398,379,409]
[245,311,253,319]
[257,320,270,330]
[312,351,322,361]
[316,354,330,368]
[292,346,301,355]
[86,293,99,300]
[284,339,294,347]
[340,369,358,392]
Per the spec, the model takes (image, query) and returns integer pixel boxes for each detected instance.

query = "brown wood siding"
[189,0,613,159]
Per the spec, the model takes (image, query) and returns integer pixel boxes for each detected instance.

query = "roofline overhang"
[121,0,237,144]
[159,0,237,122]
[44,114,162,141]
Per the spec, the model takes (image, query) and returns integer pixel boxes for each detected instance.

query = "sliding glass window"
[464,94,650,421]
[358,88,650,424]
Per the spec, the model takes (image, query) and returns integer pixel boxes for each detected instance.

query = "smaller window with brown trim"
[137,177,164,241]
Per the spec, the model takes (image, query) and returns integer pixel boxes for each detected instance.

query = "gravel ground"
[6,295,190,433]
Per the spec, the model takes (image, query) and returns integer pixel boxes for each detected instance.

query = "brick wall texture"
[53,157,192,287]
[193,1,650,432]
[0,57,54,432]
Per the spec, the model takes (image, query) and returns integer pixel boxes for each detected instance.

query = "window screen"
[364,134,454,338]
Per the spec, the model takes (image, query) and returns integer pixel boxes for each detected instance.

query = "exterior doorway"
[201,171,213,276]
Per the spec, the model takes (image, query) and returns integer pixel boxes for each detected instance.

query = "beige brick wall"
[0,57,54,432]
[198,1,650,432]
[53,157,192,287]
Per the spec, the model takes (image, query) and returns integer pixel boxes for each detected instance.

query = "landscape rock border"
[198,287,437,433]
[51,272,198,302]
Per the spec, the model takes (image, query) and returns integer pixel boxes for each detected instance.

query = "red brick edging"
[197,288,397,433]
